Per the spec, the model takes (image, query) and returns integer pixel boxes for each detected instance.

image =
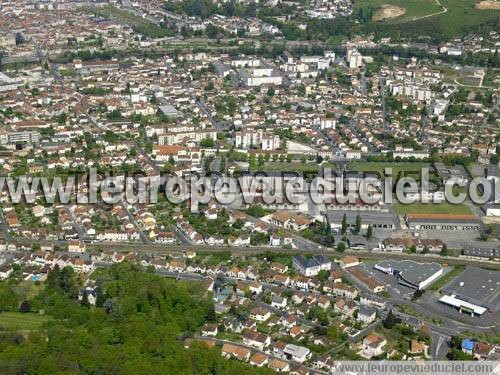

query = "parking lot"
[358,261,415,298]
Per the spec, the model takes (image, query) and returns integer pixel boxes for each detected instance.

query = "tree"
[0,284,18,312]
[327,325,346,341]
[0,262,252,373]
[383,309,397,329]
[95,286,106,308]
[450,335,462,349]
[247,205,267,218]
[412,289,424,301]
[448,348,473,360]
[317,270,329,282]
[19,300,31,313]
[103,298,123,321]
[232,219,244,229]
[440,244,449,257]
[59,266,79,298]
[80,293,90,308]
[206,304,216,322]
[200,137,215,147]
[354,214,361,234]
[341,213,347,235]
[46,265,61,291]
[336,242,346,252]
[366,225,373,239]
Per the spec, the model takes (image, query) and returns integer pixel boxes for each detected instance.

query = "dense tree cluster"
[165,0,256,18]
[0,263,270,374]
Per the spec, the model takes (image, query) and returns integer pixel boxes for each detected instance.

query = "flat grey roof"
[406,216,479,224]
[293,255,330,269]
[442,266,500,312]
[359,305,376,315]
[376,260,442,286]
[158,104,178,115]
[463,246,500,259]
[284,343,310,357]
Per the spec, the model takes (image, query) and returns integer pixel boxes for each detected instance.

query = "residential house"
[360,334,387,359]
[250,353,269,367]
[250,306,271,322]
[334,298,358,317]
[201,323,218,337]
[324,282,358,299]
[268,358,290,373]
[357,305,377,324]
[410,339,429,358]
[339,256,360,269]
[221,343,251,362]
[272,296,288,309]
[0,263,13,280]
[242,329,271,350]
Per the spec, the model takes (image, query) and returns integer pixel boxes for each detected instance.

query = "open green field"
[437,0,500,36]
[91,6,173,38]
[0,312,51,330]
[394,201,472,215]
[357,0,499,39]
[255,162,320,173]
[354,0,442,21]
[483,69,499,87]
[348,161,435,182]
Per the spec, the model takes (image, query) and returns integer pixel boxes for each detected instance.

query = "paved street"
[430,332,450,359]
[0,209,11,241]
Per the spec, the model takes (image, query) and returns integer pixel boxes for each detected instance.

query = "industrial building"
[405,213,480,231]
[326,210,398,231]
[461,246,500,261]
[374,260,443,290]
[440,267,500,316]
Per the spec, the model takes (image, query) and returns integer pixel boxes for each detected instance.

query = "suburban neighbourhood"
[0,0,498,373]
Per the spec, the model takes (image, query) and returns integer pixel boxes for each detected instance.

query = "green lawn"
[483,69,498,87]
[357,0,499,39]
[456,76,482,86]
[91,6,173,38]
[0,312,51,330]
[427,266,464,291]
[394,201,472,215]
[437,0,500,36]
[348,161,435,182]
[256,162,320,173]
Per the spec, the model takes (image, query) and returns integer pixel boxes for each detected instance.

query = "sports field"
[394,201,472,215]
[347,161,436,183]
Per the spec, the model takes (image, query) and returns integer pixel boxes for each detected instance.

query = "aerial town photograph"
[0,0,498,373]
